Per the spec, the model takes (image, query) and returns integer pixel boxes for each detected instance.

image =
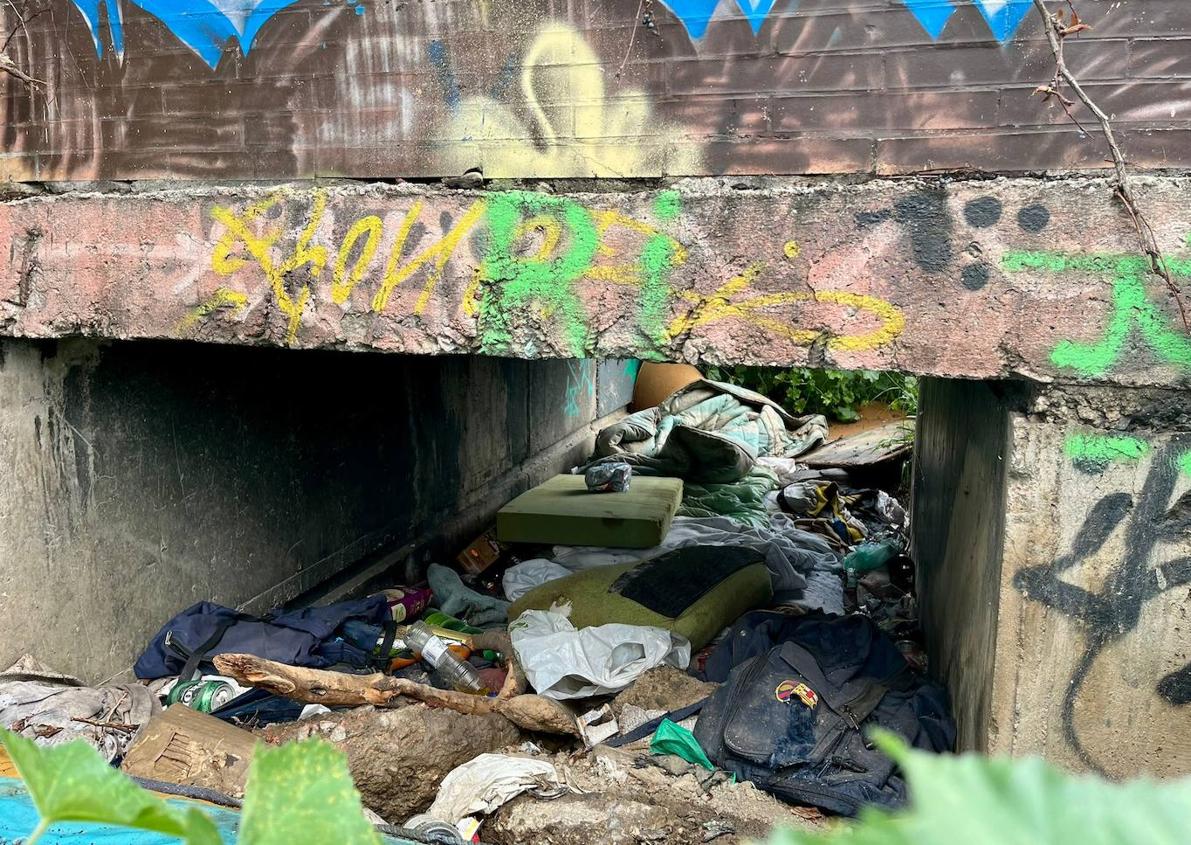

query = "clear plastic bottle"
[404,621,488,695]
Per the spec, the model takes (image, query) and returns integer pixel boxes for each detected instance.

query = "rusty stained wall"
[991,388,1191,777]
[3,176,1191,387]
[3,0,1191,180]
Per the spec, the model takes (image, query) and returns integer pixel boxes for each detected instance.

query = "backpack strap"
[167,613,248,681]
[373,620,400,670]
[604,696,711,748]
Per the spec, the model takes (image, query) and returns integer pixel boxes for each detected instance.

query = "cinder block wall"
[0,338,634,681]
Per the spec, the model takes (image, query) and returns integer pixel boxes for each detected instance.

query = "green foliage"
[705,366,918,423]
[1,728,221,845]
[1,730,379,845]
[766,732,1191,845]
[239,739,380,845]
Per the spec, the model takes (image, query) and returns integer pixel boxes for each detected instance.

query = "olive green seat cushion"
[496,475,683,549]
[508,546,773,651]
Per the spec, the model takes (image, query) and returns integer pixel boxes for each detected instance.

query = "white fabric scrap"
[509,605,690,700]
[428,753,561,824]
[502,559,571,602]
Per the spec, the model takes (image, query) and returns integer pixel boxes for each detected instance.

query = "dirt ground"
[486,744,823,845]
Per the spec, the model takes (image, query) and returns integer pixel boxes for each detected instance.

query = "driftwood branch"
[1031,0,1188,331]
[213,653,577,736]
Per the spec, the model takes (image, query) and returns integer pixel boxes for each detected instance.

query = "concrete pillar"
[914,378,1191,776]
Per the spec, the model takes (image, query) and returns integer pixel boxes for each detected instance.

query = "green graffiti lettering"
[637,190,684,350]
[1179,450,1191,477]
[1065,434,1150,468]
[1003,248,1191,378]
[479,192,599,356]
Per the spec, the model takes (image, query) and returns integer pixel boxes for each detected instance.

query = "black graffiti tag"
[1014,440,1191,774]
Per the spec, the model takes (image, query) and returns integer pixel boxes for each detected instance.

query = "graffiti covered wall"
[3,1,1191,180]
[2,176,1190,385]
[995,408,1191,776]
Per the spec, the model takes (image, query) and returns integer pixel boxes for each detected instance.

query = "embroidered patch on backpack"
[776,680,818,708]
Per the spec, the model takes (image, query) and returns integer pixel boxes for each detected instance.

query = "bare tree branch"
[1031,0,1188,332]
[0,49,42,86]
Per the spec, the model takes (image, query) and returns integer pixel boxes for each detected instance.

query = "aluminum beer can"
[167,679,238,713]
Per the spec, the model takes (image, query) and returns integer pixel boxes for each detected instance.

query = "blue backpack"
[134,596,392,680]
[693,611,955,816]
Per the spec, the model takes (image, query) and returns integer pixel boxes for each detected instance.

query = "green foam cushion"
[508,546,774,651]
[496,475,683,549]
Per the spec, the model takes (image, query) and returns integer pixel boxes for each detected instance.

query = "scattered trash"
[381,586,434,622]
[650,719,714,771]
[121,705,256,796]
[405,814,467,844]
[577,705,620,748]
[426,563,510,629]
[161,675,248,713]
[584,460,632,493]
[455,528,507,576]
[0,655,158,761]
[502,558,571,602]
[509,606,690,700]
[427,753,562,824]
[404,621,488,695]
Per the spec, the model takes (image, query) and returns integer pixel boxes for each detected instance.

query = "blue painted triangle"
[657,0,723,39]
[735,0,778,35]
[972,0,1033,43]
[900,0,958,40]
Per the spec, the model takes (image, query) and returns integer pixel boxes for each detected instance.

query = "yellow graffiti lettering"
[211,190,329,344]
[371,199,487,315]
[669,263,904,353]
[331,215,383,305]
[176,287,250,333]
[583,210,687,286]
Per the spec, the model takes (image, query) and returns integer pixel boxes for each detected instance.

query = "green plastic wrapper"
[650,719,715,771]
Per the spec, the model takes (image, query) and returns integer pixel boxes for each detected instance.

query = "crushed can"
[165,677,240,713]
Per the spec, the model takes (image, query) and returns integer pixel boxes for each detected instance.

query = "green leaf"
[238,738,380,845]
[0,729,221,845]
[764,732,1191,845]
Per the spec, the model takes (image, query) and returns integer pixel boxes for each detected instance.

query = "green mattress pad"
[508,545,774,650]
[496,475,684,549]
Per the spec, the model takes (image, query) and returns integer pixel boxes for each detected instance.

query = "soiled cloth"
[0,655,160,762]
[550,515,844,614]
[427,563,509,629]
[585,380,827,484]
[427,753,561,823]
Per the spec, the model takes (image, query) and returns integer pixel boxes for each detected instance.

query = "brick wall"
[2,0,1189,181]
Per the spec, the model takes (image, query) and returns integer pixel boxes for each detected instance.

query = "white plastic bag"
[502,559,571,602]
[509,605,691,700]
[427,753,561,823]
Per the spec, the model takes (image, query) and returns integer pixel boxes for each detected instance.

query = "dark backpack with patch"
[692,612,955,816]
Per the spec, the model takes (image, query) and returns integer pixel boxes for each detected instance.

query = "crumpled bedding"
[678,467,779,529]
[585,380,827,484]
[0,655,160,761]
[550,515,844,615]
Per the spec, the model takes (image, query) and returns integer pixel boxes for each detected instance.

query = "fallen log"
[213,653,576,736]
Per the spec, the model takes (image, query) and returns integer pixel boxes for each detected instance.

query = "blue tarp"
[0,777,415,844]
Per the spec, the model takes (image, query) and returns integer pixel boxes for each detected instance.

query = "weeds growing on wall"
[706,366,919,423]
